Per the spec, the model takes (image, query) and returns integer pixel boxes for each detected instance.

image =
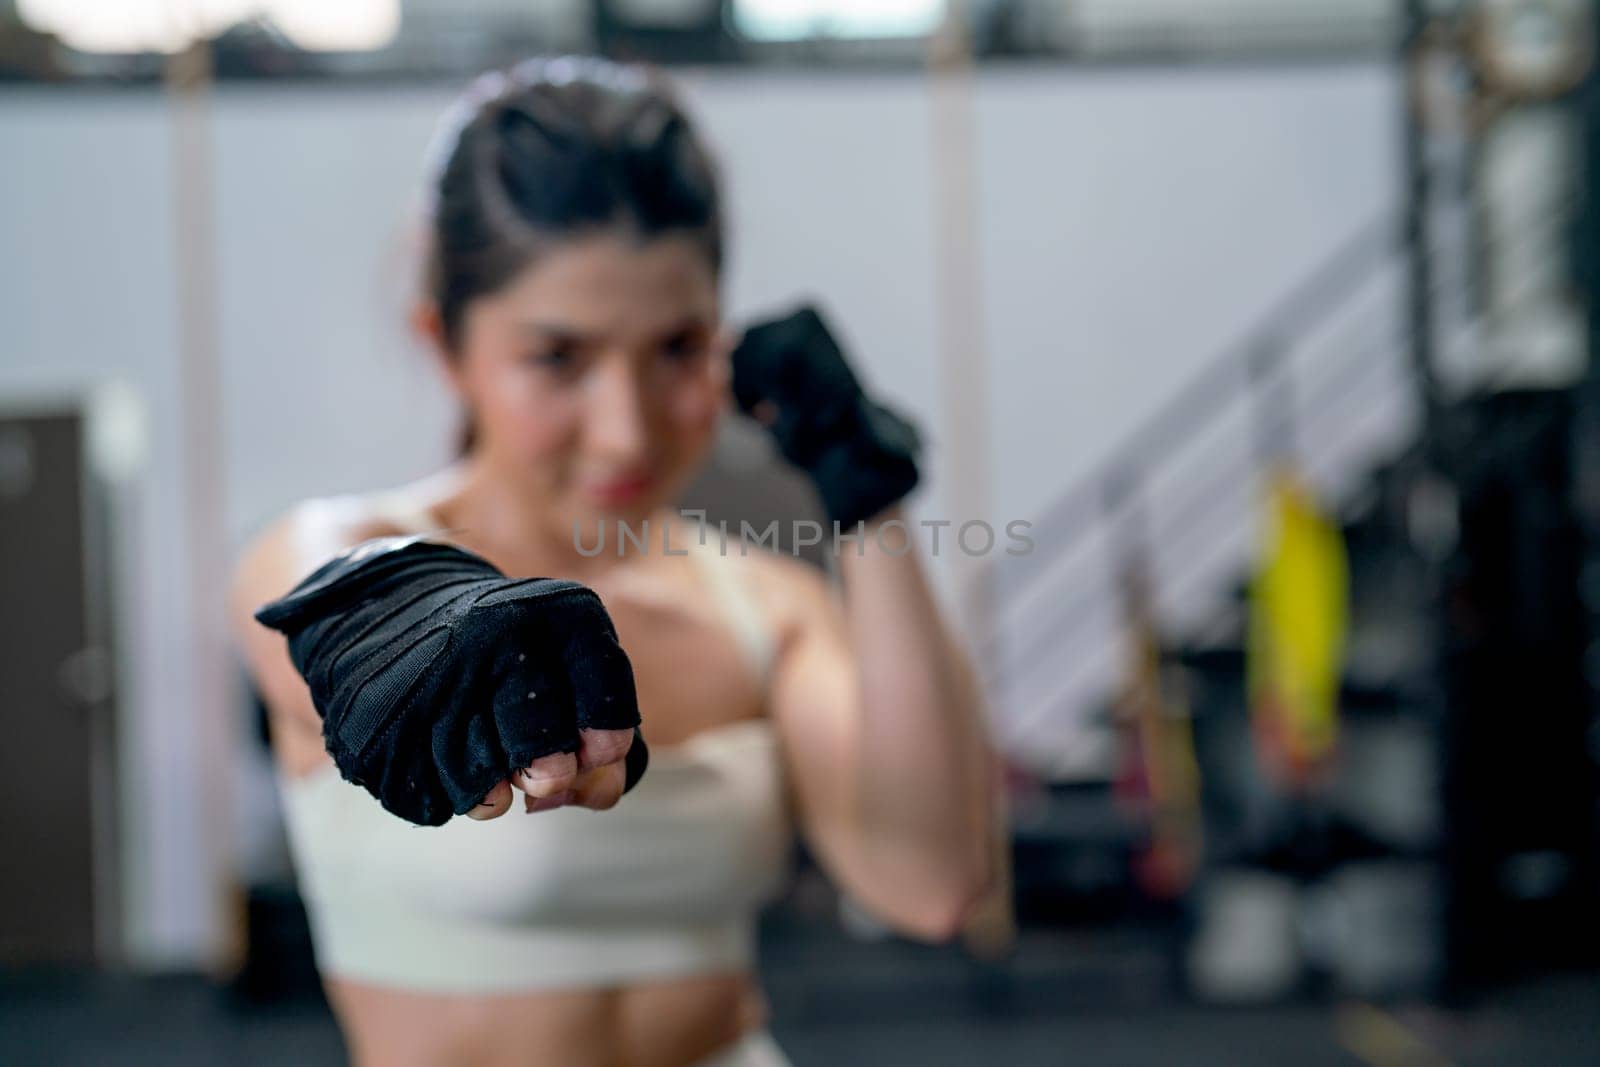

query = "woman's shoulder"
[710,533,837,642]
[231,491,427,606]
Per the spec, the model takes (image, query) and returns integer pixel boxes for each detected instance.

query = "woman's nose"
[583,356,650,463]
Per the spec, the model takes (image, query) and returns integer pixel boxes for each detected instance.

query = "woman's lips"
[585,473,654,504]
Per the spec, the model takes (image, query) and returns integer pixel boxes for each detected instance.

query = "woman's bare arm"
[766,506,995,941]
[227,500,377,774]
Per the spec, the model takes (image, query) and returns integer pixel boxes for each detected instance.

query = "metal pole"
[1404,0,1441,432]
[930,4,996,651]
[166,37,236,974]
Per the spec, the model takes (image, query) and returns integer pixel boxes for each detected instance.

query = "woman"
[228,55,997,1067]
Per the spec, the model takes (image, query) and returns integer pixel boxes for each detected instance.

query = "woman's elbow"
[889,869,995,944]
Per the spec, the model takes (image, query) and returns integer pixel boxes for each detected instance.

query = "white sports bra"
[277,497,795,993]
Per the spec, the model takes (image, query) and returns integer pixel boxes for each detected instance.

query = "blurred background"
[3,0,1599,1063]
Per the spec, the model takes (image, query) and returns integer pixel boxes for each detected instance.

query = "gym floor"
[2,927,1595,1066]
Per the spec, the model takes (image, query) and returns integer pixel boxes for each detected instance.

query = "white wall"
[0,61,1399,966]
[0,93,200,967]
[976,65,1397,523]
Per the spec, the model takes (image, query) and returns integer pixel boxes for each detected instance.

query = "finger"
[432,692,506,818]
[466,780,513,821]
[555,603,640,735]
[488,641,580,769]
[577,727,634,772]
[571,762,627,812]
[525,787,576,814]
[623,727,649,794]
[472,580,587,767]
[514,750,578,799]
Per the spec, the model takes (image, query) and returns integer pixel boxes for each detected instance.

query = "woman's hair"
[421,56,725,454]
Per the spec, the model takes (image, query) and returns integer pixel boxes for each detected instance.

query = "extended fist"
[255,536,648,826]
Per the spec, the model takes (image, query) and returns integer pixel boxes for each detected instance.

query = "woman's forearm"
[835,506,995,911]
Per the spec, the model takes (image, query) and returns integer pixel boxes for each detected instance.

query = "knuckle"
[579,765,626,811]
[468,788,509,820]
[527,788,575,813]
[580,728,634,768]
[519,753,578,796]
[523,773,578,798]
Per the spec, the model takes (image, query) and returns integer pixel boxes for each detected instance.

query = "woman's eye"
[526,347,577,372]
[661,332,705,363]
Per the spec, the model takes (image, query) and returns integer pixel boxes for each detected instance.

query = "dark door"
[0,410,99,965]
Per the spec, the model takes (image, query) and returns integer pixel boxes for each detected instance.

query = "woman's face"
[444,231,727,530]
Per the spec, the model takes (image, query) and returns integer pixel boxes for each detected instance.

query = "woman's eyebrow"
[652,316,712,340]
[515,316,710,345]
[517,322,592,345]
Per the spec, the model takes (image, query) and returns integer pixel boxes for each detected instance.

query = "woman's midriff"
[326,968,768,1067]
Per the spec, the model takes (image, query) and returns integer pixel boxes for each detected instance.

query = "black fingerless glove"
[731,304,922,529]
[254,536,647,826]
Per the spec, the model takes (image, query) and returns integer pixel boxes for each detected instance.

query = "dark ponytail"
[421,56,726,457]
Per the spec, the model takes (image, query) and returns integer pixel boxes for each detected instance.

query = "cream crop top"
[277,499,794,993]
